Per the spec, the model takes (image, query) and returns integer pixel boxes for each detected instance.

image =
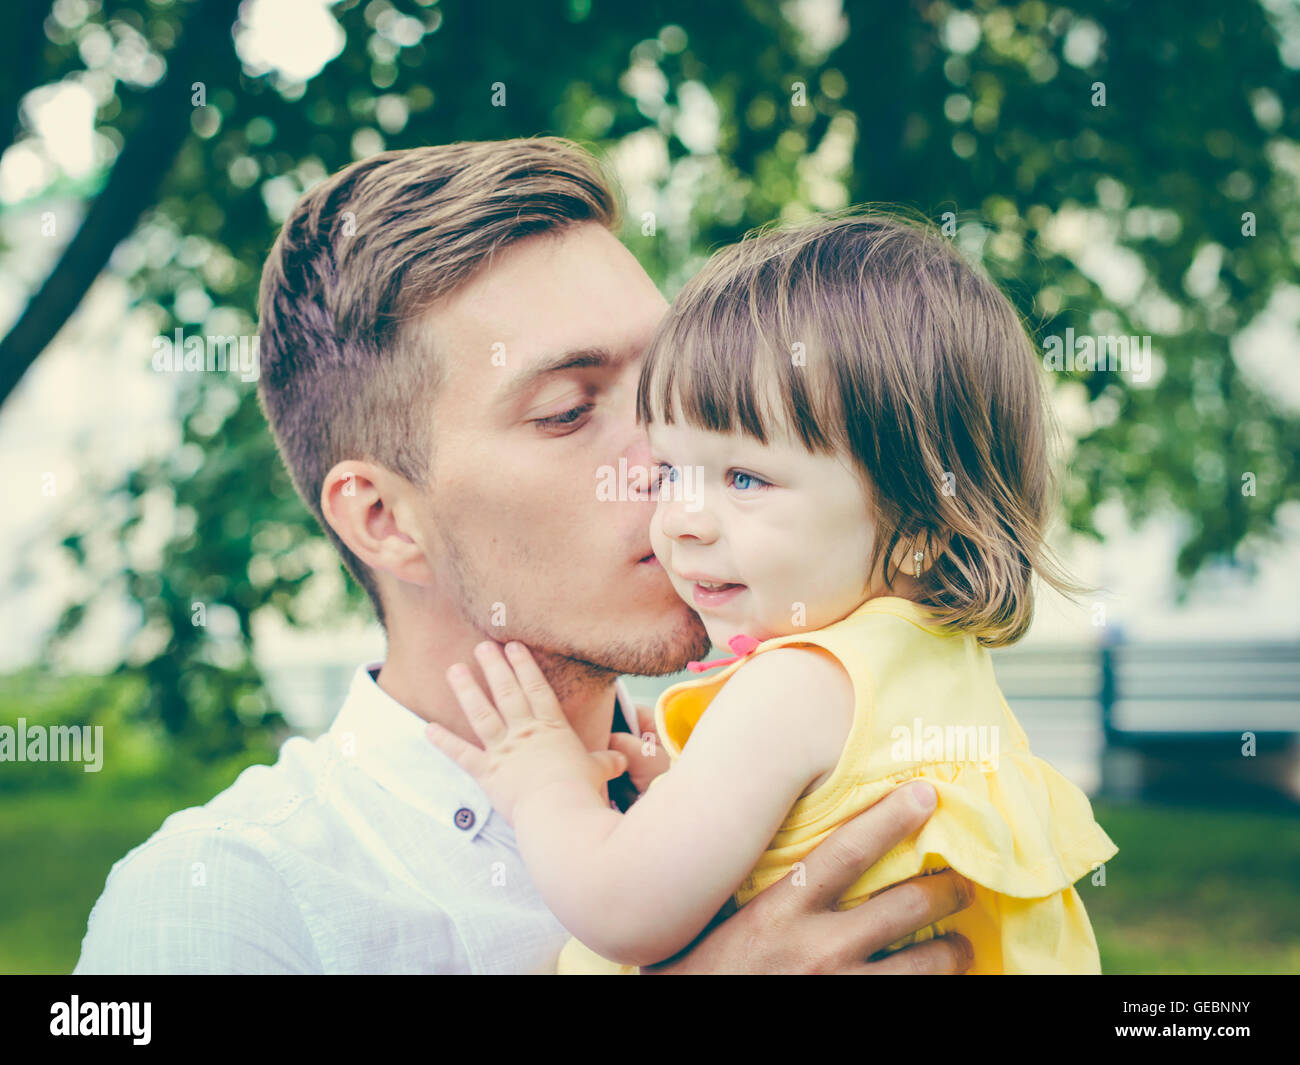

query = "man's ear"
[320,460,436,588]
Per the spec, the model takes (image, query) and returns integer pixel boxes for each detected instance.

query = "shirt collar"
[328,661,640,840]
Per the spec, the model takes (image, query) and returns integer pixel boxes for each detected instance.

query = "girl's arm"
[426,640,854,967]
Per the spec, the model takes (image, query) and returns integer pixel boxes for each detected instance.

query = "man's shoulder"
[117,729,347,875]
[73,733,339,974]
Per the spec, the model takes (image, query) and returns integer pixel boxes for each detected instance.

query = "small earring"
[913,549,924,578]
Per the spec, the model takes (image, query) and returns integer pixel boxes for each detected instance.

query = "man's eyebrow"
[497,347,618,406]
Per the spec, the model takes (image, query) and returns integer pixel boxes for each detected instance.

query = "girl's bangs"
[637,289,838,452]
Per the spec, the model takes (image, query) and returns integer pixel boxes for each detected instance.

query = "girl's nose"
[658,485,718,544]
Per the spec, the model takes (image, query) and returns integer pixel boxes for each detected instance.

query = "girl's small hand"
[426,640,627,826]
[608,705,672,796]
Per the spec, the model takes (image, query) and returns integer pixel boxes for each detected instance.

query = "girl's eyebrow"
[496,347,619,407]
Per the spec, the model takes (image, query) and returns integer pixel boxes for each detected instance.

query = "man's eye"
[650,463,680,494]
[728,469,769,491]
[535,404,593,431]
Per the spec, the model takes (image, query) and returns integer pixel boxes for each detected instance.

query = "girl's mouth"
[691,581,746,609]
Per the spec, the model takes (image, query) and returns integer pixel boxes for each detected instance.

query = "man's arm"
[640,781,975,975]
[74,829,322,975]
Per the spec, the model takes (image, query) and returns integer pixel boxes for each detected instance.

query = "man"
[75,137,973,974]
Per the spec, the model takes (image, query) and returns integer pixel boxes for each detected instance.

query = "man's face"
[410,223,710,680]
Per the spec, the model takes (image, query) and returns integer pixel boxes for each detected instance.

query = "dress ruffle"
[558,752,1117,974]
[559,600,1118,972]
[738,750,1118,907]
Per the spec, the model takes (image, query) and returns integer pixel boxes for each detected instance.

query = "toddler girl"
[426,210,1118,974]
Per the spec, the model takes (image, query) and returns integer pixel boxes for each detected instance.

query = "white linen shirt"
[73,661,642,974]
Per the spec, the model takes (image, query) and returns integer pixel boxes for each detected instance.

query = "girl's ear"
[924,529,952,569]
[889,527,949,579]
[885,531,922,582]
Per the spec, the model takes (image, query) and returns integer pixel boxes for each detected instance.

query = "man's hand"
[640,781,975,974]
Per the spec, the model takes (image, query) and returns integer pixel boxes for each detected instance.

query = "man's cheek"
[649,509,670,561]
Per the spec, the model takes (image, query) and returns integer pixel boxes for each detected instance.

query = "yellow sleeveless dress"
[556,596,1118,974]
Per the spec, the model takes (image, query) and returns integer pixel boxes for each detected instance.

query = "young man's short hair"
[256,138,621,626]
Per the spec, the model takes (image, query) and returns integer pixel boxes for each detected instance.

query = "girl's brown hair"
[636,208,1083,647]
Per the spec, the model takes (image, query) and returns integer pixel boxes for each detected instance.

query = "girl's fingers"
[632,703,656,737]
[589,749,628,782]
[446,663,508,744]
[425,721,489,777]
[503,642,565,722]
[607,732,640,757]
[473,641,533,723]
[610,730,668,767]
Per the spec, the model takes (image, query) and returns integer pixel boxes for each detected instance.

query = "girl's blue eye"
[656,463,679,485]
[730,470,768,491]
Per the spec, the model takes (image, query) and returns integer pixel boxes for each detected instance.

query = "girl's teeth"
[699,581,729,590]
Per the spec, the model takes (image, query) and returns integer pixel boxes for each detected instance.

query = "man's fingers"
[795,782,940,911]
[859,933,974,975]
[839,869,973,962]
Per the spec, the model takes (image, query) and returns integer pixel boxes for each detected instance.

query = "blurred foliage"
[0,0,1297,753]
[0,667,284,792]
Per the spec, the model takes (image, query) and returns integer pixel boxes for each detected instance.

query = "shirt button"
[454,807,475,831]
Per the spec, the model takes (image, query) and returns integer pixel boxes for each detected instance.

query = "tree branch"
[0,0,240,410]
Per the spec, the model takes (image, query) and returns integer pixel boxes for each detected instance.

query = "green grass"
[2,788,1296,974]
[0,667,286,973]
[1082,799,1300,974]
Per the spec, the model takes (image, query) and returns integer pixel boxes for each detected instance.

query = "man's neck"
[374,602,623,756]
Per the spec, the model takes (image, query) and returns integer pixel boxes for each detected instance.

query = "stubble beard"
[437,521,711,698]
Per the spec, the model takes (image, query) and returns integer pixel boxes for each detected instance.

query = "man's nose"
[624,432,655,498]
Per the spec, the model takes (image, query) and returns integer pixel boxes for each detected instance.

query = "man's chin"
[570,609,711,678]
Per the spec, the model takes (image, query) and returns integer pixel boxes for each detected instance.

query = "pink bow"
[686,633,761,673]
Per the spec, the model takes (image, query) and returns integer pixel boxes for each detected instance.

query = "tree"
[1,0,1295,754]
